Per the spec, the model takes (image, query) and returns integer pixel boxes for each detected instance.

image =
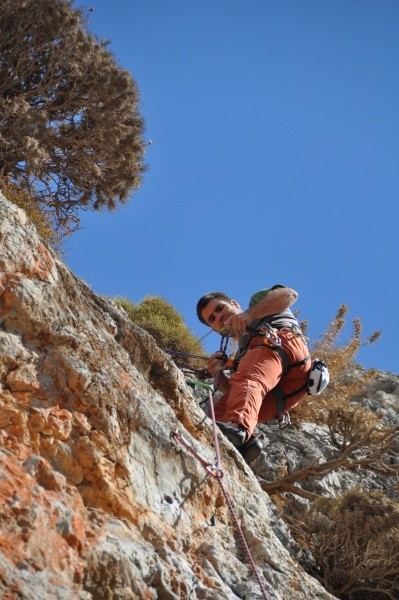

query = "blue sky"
[65,1,399,374]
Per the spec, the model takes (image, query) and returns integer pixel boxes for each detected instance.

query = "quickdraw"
[215,333,238,370]
[171,429,224,479]
[278,411,292,429]
[249,323,282,348]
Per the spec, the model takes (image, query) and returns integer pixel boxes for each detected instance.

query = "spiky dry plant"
[293,305,381,427]
[0,0,146,234]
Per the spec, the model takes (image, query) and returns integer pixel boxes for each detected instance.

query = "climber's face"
[200,298,242,333]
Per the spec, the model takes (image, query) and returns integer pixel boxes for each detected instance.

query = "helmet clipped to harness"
[307,359,330,395]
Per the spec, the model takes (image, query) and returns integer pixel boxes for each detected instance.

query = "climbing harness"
[235,323,283,361]
[231,323,312,418]
[171,385,271,600]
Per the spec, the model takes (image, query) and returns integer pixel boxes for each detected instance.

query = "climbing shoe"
[238,435,263,464]
[217,421,247,446]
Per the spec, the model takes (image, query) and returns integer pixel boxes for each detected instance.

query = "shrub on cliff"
[289,490,399,599]
[0,0,146,235]
[114,296,205,365]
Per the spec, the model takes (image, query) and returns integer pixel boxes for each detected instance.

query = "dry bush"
[0,177,61,250]
[287,490,399,599]
[326,405,380,450]
[0,0,146,234]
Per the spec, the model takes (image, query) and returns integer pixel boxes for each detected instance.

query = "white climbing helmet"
[307,359,330,395]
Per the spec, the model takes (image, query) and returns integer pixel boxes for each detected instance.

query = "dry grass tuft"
[0,177,61,251]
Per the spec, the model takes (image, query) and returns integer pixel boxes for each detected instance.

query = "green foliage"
[115,296,205,363]
[0,0,146,235]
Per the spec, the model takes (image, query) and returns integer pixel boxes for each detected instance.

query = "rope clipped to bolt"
[171,365,270,600]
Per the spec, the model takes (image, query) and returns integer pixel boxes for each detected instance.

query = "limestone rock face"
[0,193,338,599]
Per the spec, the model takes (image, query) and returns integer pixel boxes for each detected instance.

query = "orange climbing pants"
[214,329,311,438]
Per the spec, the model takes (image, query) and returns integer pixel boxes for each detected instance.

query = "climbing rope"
[171,385,271,600]
[164,349,209,362]
[165,334,235,380]
[166,332,233,368]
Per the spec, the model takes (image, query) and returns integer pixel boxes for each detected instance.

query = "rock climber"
[196,285,311,462]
